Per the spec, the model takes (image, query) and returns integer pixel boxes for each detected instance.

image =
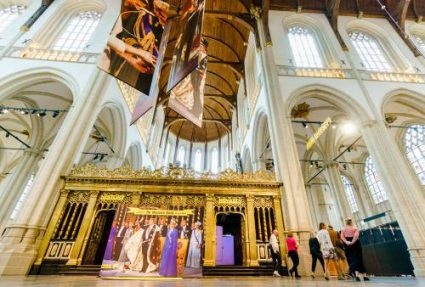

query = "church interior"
[1,0,425,286]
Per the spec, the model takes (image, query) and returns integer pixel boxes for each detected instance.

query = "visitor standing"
[309,232,325,278]
[286,231,301,279]
[269,229,281,277]
[317,223,344,280]
[341,218,369,281]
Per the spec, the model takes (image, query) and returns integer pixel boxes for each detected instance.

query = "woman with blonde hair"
[316,223,344,280]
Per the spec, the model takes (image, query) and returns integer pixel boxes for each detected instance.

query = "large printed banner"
[98,0,170,124]
[168,42,207,127]
[100,205,204,278]
[166,0,206,93]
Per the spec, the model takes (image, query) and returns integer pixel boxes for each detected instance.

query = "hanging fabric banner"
[98,0,170,124]
[166,0,206,93]
[168,42,207,127]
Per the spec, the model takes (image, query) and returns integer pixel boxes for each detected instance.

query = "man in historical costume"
[159,219,179,276]
[118,222,134,262]
[102,0,169,94]
[179,219,191,240]
[138,217,161,273]
[157,217,168,237]
[103,220,118,261]
[185,221,203,268]
[114,222,129,261]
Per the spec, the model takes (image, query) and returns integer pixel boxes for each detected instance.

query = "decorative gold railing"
[277,65,425,83]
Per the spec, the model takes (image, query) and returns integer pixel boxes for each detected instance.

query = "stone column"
[273,196,287,267]
[0,69,109,275]
[324,162,353,228]
[203,194,216,267]
[256,18,313,275]
[106,155,125,169]
[361,120,425,276]
[67,191,98,265]
[0,150,41,231]
[246,195,259,266]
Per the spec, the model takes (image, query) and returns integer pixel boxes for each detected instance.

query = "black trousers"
[270,247,282,272]
[288,250,299,276]
[311,252,325,272]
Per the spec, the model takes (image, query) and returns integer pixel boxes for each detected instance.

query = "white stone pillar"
[0,150,41,231]
[323,163,353,228]
[256,19,313,275]
[361,120,425,276]
[106,155,125,169]
[0,69,108,275]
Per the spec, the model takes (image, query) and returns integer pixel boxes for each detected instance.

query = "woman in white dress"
[185,222,203,268]
[316,222,343,280]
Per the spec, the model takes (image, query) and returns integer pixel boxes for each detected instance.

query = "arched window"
[412,34,425,55]
[288,26,324,68]
[364,155,388,204]
[194,149,202,172]
[0,4,26,34]
[341,175,359,213]
[163,142,171,165]
[51,11,101,52]
[348,31,393,72]
[177,145,185,166]
[404,124,425,185]
[211,147,218,174]
[10,174,34,220]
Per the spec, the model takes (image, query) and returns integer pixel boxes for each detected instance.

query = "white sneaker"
[273,271,281,277]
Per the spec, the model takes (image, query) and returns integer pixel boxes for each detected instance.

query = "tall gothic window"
[365,155,388,204]
[177,146,185,166]
[51,11,101,52]
[288,26,324,68]
[412,34,425,55]
[404,125,425,185]
[163,142,171,166]
[211,147,218,174]
[349,31,393,72]
[194,149,202,172]
[341,175,359,213]
[0,5,26,34]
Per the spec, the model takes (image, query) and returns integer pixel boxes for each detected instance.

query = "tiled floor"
[0,276,424,287]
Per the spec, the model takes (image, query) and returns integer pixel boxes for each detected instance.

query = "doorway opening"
[83,209,115,265]
[216,213,243,266]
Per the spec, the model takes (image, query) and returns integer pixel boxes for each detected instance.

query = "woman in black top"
[309,232,326,279]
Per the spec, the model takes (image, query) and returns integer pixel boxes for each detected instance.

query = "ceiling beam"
[325,0,347,51]
[158,93,236,108]
[165,117,232,131]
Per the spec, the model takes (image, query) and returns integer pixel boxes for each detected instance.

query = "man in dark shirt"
[309,232,325,278]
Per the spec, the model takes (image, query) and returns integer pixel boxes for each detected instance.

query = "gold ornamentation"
[250,5,262,20]
[215,196,246,208]
[254,197,273,208]
[68,191,90,203]
[99,192,132,204]
[68,164,276,182]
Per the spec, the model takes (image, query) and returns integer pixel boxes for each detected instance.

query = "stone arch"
[125,142,143,170]
[241,146,252,173]
[251,109,272,172]
[286,84,372,122]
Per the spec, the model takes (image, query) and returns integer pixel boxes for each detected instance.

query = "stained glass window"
[365,155,388,204]
[341,175,359,212]
[349,31,393,72]
[51,11,101,52]
[0,5,26,34]
[288,26,324,68]
[404,125,425,185]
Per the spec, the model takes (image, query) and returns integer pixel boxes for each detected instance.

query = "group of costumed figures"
[103,216,203,277]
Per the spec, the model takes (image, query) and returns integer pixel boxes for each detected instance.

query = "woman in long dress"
[104,221,118,260]
[341,218,369,281]
[186,222,203,268]
[159,219,178,276]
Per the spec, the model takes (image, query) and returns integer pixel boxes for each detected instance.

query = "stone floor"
[0,276,424,287]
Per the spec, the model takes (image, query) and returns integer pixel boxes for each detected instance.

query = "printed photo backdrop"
[100,204,204,278]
